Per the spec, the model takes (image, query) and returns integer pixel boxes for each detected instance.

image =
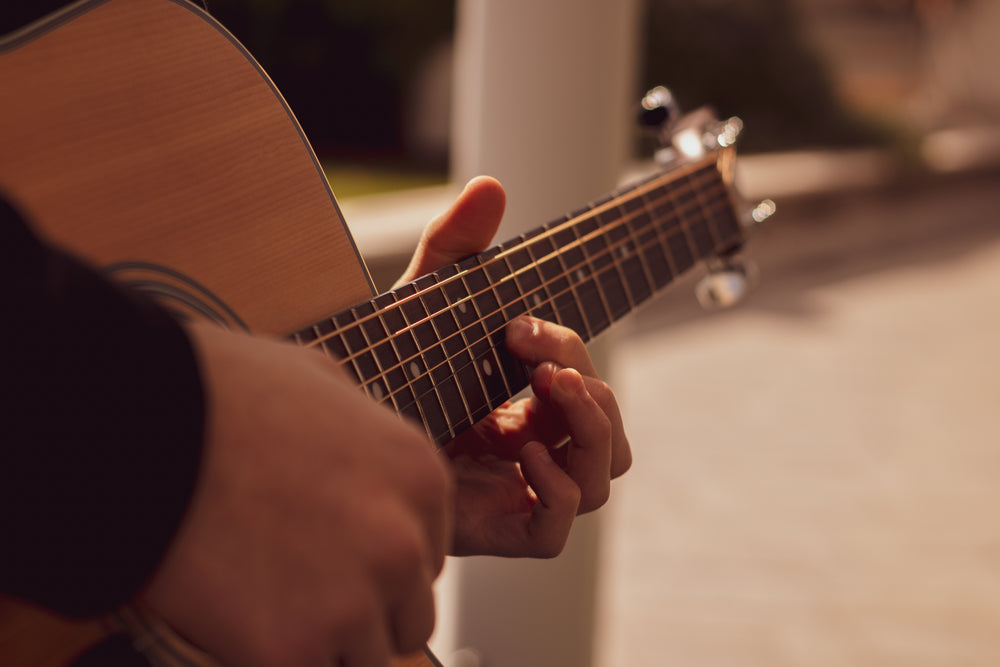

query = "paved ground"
[595,169,1000,666]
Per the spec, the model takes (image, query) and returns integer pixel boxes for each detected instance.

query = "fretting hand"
[396,177,632,558]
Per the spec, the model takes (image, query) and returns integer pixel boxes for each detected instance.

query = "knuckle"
[589,409,613,442]
[558,480,583,515]
[612,439,633,478]
[251,621,325,667]
[557,328,584,359]
[536,531,570,559]
[377,518,428,579]
[585,378,614,407]
[579,486,611,514]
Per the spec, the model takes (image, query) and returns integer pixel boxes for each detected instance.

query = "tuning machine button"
[638,85,680,134]
[749,199,776,225]
[695,257,757,309]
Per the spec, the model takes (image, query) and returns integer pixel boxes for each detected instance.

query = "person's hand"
[396,177,631,558]
[140,321,452,667]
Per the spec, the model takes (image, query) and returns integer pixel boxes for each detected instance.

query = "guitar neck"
[294,152,743,445]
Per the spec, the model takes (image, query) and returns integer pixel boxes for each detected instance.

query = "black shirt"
[1,0,207,622]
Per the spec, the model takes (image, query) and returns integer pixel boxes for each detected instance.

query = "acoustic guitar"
[0,0,771,665]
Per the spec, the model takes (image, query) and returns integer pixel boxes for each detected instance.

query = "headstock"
[639,85,775,309]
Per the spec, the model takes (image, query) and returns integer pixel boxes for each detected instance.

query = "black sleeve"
[0,1,208,37]
[0,194,206,618]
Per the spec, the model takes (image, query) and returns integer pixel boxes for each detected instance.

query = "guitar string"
[374,183,731,389]
[385,194,735,441]
[299,155,722,354]
[350,186,734,428]
[302,162,726,376]
[322,177,733,421]
[416,192,738,445]
[314,175,729,409]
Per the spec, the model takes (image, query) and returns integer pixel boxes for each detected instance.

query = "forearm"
[0,194,205,617]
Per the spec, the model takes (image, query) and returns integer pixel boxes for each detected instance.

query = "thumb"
[395,176,506,286]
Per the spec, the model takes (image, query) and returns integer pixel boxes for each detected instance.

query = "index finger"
[505,316,597,378]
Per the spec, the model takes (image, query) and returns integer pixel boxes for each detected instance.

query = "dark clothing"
[0,0,207,36]
[1,0,208,624]
[0,195,205,618]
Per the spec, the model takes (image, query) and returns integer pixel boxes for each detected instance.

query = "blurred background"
[210,0,1000,175]
[207,0,1000,665]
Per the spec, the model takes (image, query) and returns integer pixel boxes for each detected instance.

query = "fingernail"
[535,361,560,382]
[552,368,587,402]
[506,316,534,343]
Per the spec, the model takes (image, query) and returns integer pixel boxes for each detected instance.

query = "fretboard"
[293,153,743,445]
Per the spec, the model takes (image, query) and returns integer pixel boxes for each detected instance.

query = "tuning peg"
[695,258,757,309]
[637,85,680,134]
[749,199,776,225]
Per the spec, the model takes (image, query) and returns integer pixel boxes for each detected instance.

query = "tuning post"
[716,116,744,147]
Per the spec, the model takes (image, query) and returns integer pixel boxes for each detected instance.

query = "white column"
[435,1,640,665]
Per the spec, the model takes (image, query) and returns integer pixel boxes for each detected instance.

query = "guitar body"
[0,0,374,335]
[1,0,431,665]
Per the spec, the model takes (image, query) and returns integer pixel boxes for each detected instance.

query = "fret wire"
[551,224,595,340]
[432,266,495,424]
[460,267,519,406]
[527,230,573,329]
[612,233,642,310]
[498,250,532,378]
[354,301,412,417]
[690,170,724,249]
[313,322,363,385]
[450,269,514,405]
[473,250,531,397]
[675,172,717,259]
[638,187,682,279]
[323,184,732,409]
[395,281,457,441]
[379,291,436,440]
[573,215,616,331]
[415,274,477,435]
[591,209,637,315]
[381,195,734,416]
[619,198,659,298]
[672,176,706,262]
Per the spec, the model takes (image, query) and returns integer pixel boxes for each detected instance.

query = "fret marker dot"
[409,361,421,378]
[533,293,543,307]
[458,302,468,314]
[371,383,384,401]
[482,359,493,376]
[576,269,587,283]
[620,243,631,258]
